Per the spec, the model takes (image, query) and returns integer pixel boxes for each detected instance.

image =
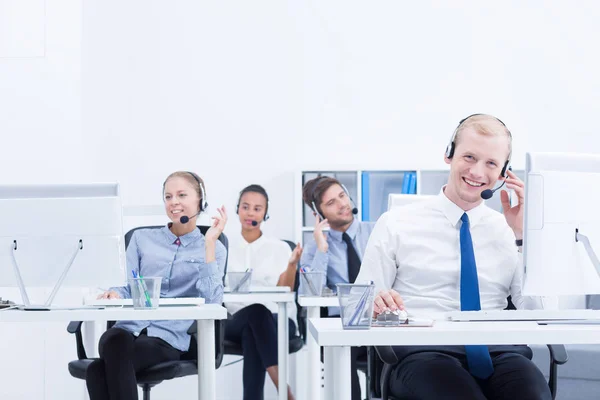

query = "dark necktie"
[342,232,361,283]
[460,213,494,379]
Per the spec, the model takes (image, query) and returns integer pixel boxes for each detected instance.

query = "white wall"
[80,0,600,243]
[2,1,600,398]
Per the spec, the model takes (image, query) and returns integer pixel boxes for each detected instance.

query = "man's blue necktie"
[460,213,494,379]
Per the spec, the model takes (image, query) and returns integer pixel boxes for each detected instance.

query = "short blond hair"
[454,114,512,157]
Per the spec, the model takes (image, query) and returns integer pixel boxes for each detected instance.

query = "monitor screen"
[0,183,126,289]
[523,153,600,295]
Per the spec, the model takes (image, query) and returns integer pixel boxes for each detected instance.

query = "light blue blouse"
[111,225,226,351]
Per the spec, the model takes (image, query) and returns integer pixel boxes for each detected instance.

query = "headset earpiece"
[185,171,207,213]
[445,142,455,159]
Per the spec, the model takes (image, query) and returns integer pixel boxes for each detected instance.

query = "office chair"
[67,225,228,400]
[370,297,569,400]
[222,239,304,360]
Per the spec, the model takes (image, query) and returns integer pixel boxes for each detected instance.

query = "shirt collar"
[329,217,359,243]
[242,232,265,247]
[436,186,486,228]
[162,224,201,247]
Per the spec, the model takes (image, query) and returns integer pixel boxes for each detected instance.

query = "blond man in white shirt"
[357,114,551,400]
[225,184,302,400]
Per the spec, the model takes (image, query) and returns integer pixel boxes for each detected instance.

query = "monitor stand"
[576,229,600,277]
[10,239,84,310]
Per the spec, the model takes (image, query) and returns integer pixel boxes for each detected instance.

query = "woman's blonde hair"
[163,171,207,211]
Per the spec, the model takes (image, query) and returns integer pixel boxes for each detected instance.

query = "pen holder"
[228,271,252,293]
[128,277,161,309]
[337,283,375,330]
[299,271,325,296]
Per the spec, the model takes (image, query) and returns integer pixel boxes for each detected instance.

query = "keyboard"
[89,298,205,307]
[447,309,600,322]
[224,286,290,293]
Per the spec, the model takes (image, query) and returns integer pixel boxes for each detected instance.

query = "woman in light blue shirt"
[87,171,228,400]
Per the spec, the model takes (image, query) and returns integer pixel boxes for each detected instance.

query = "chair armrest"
[547,344,568,399]
[374,345,399,365]
[187,318,225,369]
[187,320,197,335]
[547,344,568,365]
[215,319,225,369]
[66,321,88,360]
[67,321,83,334]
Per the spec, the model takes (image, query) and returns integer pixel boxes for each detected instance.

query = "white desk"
[224,291,296,400]
[309,318,600,400]
[297,296,338,400]
[0,305,227,400]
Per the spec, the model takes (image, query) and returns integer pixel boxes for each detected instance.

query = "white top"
[308,318,600,347]
[356,190,542,319]
[226,233,298,326]
[0,304,227,323]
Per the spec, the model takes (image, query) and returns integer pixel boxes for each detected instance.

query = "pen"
[132,270,152,307]
[348,285,373,326]
[301,269,319,296]
[138,274,153,307]
[233,268,252,292]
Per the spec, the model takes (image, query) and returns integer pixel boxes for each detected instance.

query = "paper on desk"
[371,318,435,327]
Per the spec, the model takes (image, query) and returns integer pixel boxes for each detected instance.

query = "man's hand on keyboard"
[373,289,405,317]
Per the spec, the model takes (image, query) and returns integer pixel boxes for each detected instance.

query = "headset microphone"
[251,220,258,227]
[480,180,507,200]
[351,207,358,215]
[180,215,190,224]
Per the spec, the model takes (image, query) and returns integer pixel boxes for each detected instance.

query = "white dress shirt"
[357,190,541,319]
[226,233,298,327]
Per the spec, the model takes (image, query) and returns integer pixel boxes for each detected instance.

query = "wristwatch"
[515,239,523,247]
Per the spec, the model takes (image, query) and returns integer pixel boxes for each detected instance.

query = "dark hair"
[236,184,269,219]
[301,176,341,215]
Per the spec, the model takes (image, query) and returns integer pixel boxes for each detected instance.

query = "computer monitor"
[388,194,435,211]
[0,183,126,308]
[523,152,600,296]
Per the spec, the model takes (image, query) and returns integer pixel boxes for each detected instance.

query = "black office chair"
[67,225,228,400]
[222,240,304,363]
[370,297,569,400]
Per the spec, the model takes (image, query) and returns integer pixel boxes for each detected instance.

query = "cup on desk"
[299,271,325,296]
[228,271,252,293]
[336,283,375,330]
[128,277,161,309]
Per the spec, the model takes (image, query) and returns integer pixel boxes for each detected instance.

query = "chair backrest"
[125,225,229,283]
[282,239,306,341]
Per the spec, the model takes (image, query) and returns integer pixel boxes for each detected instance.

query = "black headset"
[236,184,270,221]
[310,176,358,220]
[445,113,512,178]
[162,171,208,213]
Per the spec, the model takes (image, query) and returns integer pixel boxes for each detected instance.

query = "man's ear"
[444,154,452,165]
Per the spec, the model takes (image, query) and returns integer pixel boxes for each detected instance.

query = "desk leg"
[82,321,98,400]
[278,302,289,400]
[82,321,97,357]
[306,307,321,400]
[324,346,351,400]
[197,319,216,400]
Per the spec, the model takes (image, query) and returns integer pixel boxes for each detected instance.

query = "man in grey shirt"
[300,176,375,400]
